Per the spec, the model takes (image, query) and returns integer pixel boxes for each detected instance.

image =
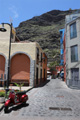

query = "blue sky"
[0,0,80,27]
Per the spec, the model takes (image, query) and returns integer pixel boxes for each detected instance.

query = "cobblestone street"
[1,78,80,120]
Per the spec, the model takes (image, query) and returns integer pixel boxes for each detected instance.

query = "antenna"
[9,17,13,23]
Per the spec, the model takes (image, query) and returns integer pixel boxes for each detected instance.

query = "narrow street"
[1,78,80,120]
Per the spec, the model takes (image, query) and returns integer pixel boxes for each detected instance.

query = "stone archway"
[10,53,30,85]
[0,55,5,86]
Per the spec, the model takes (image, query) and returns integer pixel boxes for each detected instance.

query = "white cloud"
[9,6,19,19]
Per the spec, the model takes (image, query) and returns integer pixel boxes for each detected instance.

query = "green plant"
[5,89,19,99]
[49,61,59,68]
[0,91,5,97]
[14,83,24,91]
[15,89,20,92]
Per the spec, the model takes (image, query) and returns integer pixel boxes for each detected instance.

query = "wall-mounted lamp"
[0,23,7,32]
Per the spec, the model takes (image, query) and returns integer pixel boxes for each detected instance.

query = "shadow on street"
[0,105,4,112]
[35,80,50,88]
[4,103,29,114]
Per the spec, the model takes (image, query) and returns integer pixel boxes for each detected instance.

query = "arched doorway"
[0,55,5,86]
[10,53,30,86]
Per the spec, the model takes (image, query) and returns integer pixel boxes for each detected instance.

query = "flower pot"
[0,97,5,103]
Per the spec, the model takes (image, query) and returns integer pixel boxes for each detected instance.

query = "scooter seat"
[16,91,26,95]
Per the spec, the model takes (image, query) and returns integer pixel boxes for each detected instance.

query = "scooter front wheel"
[4,106,8,113]
[22,101,26,104]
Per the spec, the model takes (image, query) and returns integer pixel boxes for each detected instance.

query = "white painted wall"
[65,17,80,80]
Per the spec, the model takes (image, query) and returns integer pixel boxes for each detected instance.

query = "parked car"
[47,75,52,80]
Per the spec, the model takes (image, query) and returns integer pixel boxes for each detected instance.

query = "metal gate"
[71,68,79,87]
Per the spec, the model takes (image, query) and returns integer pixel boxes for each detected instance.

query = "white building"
[65,13,80,88]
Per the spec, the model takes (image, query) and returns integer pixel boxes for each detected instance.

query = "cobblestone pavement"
[1,78,80,120]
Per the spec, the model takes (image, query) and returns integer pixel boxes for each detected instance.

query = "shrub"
[14,83,24,91]
[0,91,5,97]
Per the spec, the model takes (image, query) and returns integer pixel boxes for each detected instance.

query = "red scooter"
[4,89,28,113]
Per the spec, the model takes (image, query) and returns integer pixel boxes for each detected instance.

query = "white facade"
[65,13,80,88]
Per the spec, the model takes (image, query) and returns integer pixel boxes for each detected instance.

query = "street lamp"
[0,22,12,88]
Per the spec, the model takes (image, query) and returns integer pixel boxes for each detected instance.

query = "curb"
[0,104,4,111]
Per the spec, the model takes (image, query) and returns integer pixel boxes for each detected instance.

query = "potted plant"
[14,83,24,91]
[0,90,5,103]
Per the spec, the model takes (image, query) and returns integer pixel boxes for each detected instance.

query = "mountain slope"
[15,9,77,65]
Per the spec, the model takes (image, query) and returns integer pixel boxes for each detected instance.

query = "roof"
[66,13,80,25]
[59,29,65,32]
[18,40,31,43]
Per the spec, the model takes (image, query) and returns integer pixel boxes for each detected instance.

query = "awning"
[57,71,60,73]
[61,71,64,73]
[47,71,51,74]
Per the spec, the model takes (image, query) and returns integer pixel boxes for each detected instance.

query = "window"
[44,69,45,81]
[71,45,78,62]
[36,67,38,85]
[41,53,42,62]
[11,33,14,39]
[60,31,62,39]
[61,54,63,60]
[40,69,42,83]
[36,48,39,64]
[37,48,39,59]
[70,22,77,39]
[40,53,42,66]
[61,44,63,49]
[61,49,63,54]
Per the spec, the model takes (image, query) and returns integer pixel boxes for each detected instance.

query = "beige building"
[0,24,47,87]
[65,13,80,88]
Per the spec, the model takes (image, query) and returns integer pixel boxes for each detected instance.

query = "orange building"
[0,24,47,87]
[42,53,47,82]
[52,65,63,78]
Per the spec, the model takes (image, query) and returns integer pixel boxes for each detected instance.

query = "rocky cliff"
[15,9,77,65]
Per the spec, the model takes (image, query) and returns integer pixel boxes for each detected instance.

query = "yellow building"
[0,24,47,87]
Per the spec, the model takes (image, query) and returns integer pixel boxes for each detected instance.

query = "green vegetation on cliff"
[16,9,77,66]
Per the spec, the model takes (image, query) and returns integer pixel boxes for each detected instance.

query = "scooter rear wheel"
[4,106,8,113]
